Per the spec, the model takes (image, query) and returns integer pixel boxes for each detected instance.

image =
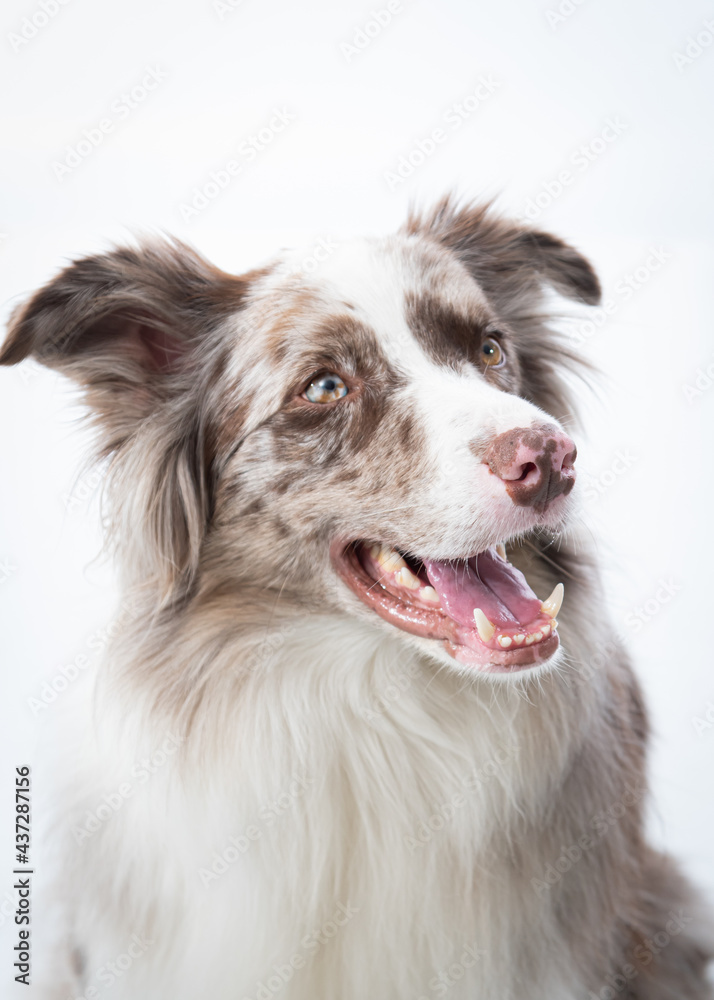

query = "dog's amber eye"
[481,337,505,368]
[303,372,349,404]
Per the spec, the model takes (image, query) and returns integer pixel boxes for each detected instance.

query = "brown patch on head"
[296,313,395,384]
[404,197,602,422]
[405,196,601,307]
[404,292,488,369]
[266,311,407,465]
[264,285,326,365]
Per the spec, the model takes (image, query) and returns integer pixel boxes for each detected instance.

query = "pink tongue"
[421,549,542,629]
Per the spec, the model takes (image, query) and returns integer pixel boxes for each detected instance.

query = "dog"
[2,197,711,999]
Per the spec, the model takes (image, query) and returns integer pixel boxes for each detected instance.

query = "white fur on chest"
[57,613,594,1000]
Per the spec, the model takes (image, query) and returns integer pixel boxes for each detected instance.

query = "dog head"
[0,198,600,676]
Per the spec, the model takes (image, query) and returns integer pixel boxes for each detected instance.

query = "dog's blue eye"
[303,372,348,404]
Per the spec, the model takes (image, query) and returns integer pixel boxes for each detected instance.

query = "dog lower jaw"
[440,634,560,674]
[331,540,561,674]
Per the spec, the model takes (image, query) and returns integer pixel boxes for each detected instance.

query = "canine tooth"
[377,546,406,573]
[541,582,564,619]
[395,566,420,590]
[421,586,440,604]
[513,634,525,645]
[473,609,496,643]
[498,635,513,648]
[496,543,507,560]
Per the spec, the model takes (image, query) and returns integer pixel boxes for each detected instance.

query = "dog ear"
[0,239,253,600]
[405,197,601,307]
[0,238,249,417]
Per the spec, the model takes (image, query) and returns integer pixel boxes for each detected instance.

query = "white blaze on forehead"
[301,237,417,363]
[299,235,490,371]
[294,234,564,547]
[235,234,561,483]
[305,233,553,434]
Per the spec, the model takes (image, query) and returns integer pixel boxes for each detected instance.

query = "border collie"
[2,198,711,999]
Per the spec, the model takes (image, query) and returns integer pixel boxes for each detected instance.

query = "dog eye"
[481,336,505,368]
[303,372,349,404]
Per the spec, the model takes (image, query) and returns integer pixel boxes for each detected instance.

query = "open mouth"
[333,540,563,673]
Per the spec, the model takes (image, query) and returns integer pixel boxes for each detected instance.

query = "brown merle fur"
[1,199,710,999]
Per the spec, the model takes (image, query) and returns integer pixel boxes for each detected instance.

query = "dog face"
[0,199,600,676]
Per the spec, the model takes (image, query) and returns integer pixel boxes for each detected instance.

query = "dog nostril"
[517,462,537,481]
[561,448,577,472]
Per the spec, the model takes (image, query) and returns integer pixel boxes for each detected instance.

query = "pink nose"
[484,422,577,512]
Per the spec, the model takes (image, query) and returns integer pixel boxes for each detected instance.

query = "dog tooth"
[513,634,525,645]
[421,586,440,604]
[395,566,420,590]
[540,623,551,637]
[378,546,407,573]
[473,609,496,643]
[496,543,507,560]
[541,582,564,619]
[498,635,513,648]
[525,635,536,645]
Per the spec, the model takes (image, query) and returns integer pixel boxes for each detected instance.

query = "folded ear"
[405,196,601,308]
[1,238,249,418]
[1,238,253,600]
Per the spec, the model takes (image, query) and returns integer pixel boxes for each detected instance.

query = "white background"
[1,0,713,991]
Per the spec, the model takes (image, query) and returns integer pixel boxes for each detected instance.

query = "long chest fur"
[61,613,628,1000]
